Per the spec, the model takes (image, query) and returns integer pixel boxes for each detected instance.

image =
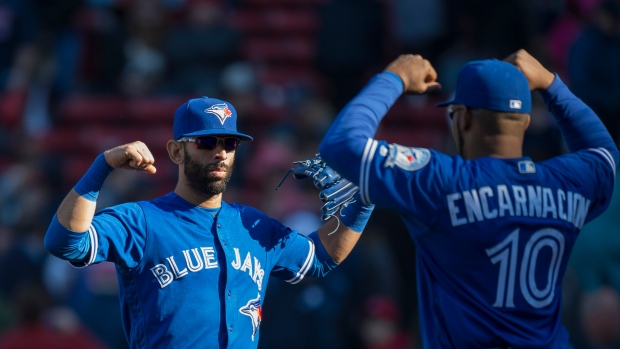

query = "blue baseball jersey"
[46,192,337,348]
[319,72,619,348]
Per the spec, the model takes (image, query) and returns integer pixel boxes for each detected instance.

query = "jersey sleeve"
[76,203,148,269]
[319,72,404,185]
[543,148,616,224]
[357,140,455,229]
[265,218,338,283]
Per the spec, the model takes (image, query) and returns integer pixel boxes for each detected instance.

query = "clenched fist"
[104,141,157,174]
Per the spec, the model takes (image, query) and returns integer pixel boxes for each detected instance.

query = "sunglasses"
[447,104,464,120]
[178,136,241,151]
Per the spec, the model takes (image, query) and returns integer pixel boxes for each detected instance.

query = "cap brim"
[181,129,253,141]
[435,99,454,107]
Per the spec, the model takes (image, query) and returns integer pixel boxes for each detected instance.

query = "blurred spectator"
[580,286,620,349]
[386,0,448,64]
[359,295,415,349]
[0,0,38,129]
[522,94,565,161]
[568,0,620,143]
[315,0,385,110]
[544,0,593,81]
[219,61,258,121]
[163,0,241,97]
[435,11,493,94]
[287,94,335,153]
[0,161,55,301]
[0,281,110,349]
[568,170,620,348]
[257,206,406,349]
[43,257,130,349]
[445,0,538,58]
[120,0,169,97]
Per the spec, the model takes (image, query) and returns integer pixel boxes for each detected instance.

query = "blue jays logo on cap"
[205,103,233,125]
[436,59,532,113]
[173,96,253,141]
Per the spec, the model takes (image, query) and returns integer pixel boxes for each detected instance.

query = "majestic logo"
[204,103,233,125]
[384,144,431,171]
[239,293,262,341]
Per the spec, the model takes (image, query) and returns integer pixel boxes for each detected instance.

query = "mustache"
[204,163,231,172]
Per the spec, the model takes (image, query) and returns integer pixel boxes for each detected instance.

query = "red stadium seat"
[57,94,126,124]
[125,96,188,124]
[241,37,316,64]
[241,0,327,6]
[232,9,318,34]
[0,89,27,128]
[255,66,323,91]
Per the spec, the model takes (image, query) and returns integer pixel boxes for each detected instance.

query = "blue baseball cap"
[436,59,531,113]
[173,96,253,141]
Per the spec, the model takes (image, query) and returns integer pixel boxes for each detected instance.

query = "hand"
[319,178,360,221]
[504,49,555,91]
[384,54,442,94]
[275,154,340,190]
[104,141,157,174]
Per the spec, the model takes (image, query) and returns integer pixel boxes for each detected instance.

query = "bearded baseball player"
[318,49,619,348]
[44,97,374,348]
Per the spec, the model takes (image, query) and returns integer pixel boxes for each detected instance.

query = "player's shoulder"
[98,201,143,215]
[541,148,616,178]
[373,141,456,170]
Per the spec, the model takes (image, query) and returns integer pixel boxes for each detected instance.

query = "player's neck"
[466,135,524,159]
[174,185,223,208]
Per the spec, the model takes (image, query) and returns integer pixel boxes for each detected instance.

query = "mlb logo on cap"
[173,96,253,141]
[436,59,532,113]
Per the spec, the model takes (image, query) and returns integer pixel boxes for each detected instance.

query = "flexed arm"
[505,49,619,162]
[319,54,441,183]
[57,141,156,231]
[277,155,374,263]
[46,141,156,260]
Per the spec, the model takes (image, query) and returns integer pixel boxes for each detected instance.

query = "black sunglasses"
[179,136,241,151]
[447,104,463,120]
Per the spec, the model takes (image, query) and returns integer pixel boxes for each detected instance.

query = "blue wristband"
[73,153,114,201]
[339,195,374,233]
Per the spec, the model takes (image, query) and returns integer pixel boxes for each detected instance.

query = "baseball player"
[318,49,619,348]
[44,97,374,348]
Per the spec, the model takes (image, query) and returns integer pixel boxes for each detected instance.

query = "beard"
[183,151,234,197]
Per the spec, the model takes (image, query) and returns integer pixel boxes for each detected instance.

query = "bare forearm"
[56,189,97,232]
[318,219,362,263]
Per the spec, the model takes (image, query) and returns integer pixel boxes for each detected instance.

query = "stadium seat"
[232,9,318,34]
[241,37,316,64]
[57,94,126,125]
[125,96,188,124]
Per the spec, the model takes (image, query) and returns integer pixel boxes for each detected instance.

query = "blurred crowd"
[1,0,620,348]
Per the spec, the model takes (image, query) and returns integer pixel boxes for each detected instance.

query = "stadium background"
[1,0,619,348]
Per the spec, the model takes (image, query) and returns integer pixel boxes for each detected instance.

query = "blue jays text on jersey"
[45,192,337,349]
[319,72,619,348]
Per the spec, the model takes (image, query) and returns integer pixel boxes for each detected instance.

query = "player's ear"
[167,140,184,165]
[523,114,531,131]
[461,107,473,131]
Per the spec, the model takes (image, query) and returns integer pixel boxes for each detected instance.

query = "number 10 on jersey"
[485,228,565,309]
